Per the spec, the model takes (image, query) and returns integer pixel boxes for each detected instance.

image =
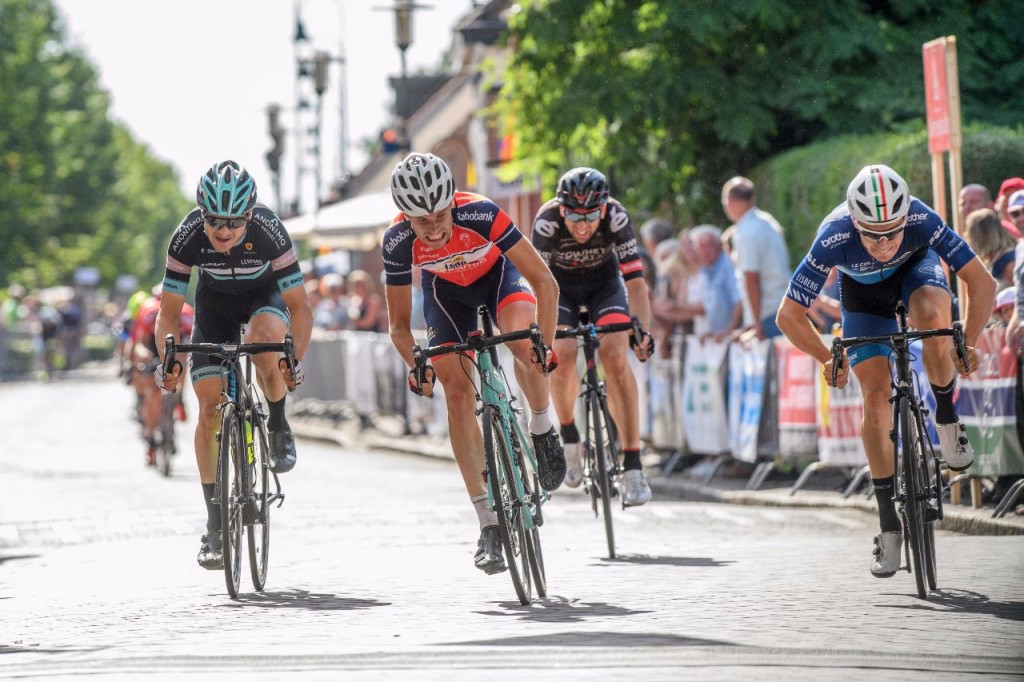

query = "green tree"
[495,0,1023,223]
[0,0,189,290]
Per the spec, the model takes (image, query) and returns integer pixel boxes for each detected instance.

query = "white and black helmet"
[847,164,911,224]
[390,152,455,217]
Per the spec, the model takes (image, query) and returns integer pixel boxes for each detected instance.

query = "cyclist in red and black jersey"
[154,160,312,570]
[532,167,654,506]
[382,152,565,575]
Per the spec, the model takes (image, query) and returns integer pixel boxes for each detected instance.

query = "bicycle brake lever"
[830,336,844,387]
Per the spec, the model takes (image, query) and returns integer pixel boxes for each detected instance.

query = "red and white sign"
[923,38,951,154]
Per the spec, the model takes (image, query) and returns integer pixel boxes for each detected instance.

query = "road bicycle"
[830,302,967,599]
[411,306,548,605]
[163,333,296,598]
[153,391,179,477]
[555,308,642,559]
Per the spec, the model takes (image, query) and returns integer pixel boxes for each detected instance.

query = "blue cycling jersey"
[786,197,977,308]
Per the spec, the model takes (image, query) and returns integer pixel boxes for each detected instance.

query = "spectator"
[996,178,1024,234]
[312,272,349,330]
[347,269,383,332]
[958,183,996,233]
[1006,190,1024,241]
[992,286,1015,326]
[806,267,842,333]
[721,176,791,340]
[650,234,701,356]
[691,224,742,341]
[638,218,674,302]
[963,208,1018,287]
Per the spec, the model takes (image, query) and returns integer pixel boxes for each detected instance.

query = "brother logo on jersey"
[821,231,851,248]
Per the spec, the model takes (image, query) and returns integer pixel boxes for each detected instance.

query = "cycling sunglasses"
[203,212,248,229]
[854,218,906,243]
[564,208,602,223]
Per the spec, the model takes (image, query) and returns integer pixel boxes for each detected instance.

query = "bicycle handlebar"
[162,334,297,383]
[555,318,638,340]
[829,322,967,386]
[411,324,547,385]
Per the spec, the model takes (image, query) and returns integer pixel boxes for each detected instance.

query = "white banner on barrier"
[682,337,730,455]
[728,339,770,463]
[815,364,868,467]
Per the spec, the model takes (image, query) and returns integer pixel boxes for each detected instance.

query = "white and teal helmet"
[197,160,257,217]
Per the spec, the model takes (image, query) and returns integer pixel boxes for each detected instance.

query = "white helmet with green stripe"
[847,164,910,225]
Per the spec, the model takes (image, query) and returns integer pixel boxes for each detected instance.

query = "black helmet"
[197,160,257,217]
[556,167,609,210]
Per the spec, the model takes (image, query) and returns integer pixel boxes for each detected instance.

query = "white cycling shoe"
[563,442,583,488]
[870,531,901,578]
[936,421,973,471]
[622,469,652,507]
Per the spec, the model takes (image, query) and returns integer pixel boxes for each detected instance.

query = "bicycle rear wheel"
[157,396,175,478]
[247,414,271,591]
[898,397,928,599]
[218,403,244,598]
[483,405,531,604]
[587,391,616,559]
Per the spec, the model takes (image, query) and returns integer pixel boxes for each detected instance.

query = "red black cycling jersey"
[381,191,523,287]
[531,197,644,283]
[161,205,304,297]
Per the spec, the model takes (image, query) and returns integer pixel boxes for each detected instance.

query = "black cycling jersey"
[531,197,644,284]
[162,204,304,297]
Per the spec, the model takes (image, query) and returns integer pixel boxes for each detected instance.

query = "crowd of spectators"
[1,284,86,380]
[304,268,386,334]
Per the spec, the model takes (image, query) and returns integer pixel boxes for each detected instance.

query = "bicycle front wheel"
[218,403,244,598]
[247,414,271,591]
[483,405,531,604]
[898,397,928,599]
[587,391,616,559]
[157,396,175,478]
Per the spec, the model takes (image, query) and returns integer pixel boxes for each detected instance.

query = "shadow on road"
[593,554,735,568]
[879,588,1024,621]
[222,589,389,612]
[448,628,731,647]
[473,595,650,623]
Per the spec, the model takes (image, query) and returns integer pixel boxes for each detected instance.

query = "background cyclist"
[382,152,565,576]
[532,167,655,506]
[776,164,996,578]
[154,160,312,570]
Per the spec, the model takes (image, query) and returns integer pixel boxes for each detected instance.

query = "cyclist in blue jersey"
[383,152,565,575]
[154,160,312,570]
[777,164,996,578]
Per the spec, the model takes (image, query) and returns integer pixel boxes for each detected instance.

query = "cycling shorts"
[190,284,290,383]
[840,248,951,367]
[555,274,631,327]
[422,257,536,347]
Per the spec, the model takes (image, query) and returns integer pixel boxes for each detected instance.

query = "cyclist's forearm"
[626,277,652,330]
[389,325,418,368]
[777,299,830,364]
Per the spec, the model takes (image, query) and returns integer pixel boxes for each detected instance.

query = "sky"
[52,0,474,215]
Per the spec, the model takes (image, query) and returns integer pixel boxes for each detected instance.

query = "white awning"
[286,190,397,251]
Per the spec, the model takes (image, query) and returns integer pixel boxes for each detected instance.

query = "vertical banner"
[775,337,819,458]
[956,326,1024,476]
[682,337,730,454]
[728,339,770,463]
[923,38,951,155]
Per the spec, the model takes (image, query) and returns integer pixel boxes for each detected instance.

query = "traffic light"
[266,104,285,173]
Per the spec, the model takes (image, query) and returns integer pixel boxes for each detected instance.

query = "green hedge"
[751,123,1024,265]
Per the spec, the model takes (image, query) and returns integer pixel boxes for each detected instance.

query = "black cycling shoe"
[531,428,566,491]
[474,525,507,575]
[269,429,297,473]
[197,532,224,570]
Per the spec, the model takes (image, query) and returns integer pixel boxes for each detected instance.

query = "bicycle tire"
[917,416,940,591]
[247,413,271,591]
[157,396,175,478]
[588,391,616,559]
[219,403,244,598]
[898,396,928,599]
[483,405,531,604]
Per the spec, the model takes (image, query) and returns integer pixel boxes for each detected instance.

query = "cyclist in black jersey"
[154,160,312,570]
[532,167,654,506]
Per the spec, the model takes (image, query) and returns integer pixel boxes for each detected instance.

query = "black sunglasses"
[564,208,602,223]
[203,212,248,229]
[854,220,906,243]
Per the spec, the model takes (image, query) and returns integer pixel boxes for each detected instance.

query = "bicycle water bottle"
[245,419,254,464]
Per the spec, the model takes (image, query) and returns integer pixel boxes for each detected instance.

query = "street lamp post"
[374,1,432,147]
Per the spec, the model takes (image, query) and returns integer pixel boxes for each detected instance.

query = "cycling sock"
[267,396,286,431]
[560,422,580,444]
[872,476,901,533]
[623,449,642,471]
[931,379,956,424]
[529,408,552,436]
[471,492,498,528]
[202,483,219,533]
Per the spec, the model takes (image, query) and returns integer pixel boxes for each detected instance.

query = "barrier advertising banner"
[682,337,730,454]
[957,326,1024,476]
[815,361,868,467]
[775,338,818,458]
[728,339,771,463]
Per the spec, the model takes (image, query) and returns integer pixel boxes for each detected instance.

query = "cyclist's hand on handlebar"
[408,365,436,397]
[154,362,181,395]
[629,329,655,362]
[823,355,849,389]
[530,344,558,374]
[950,345,978,376]
[279,358,305,390]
